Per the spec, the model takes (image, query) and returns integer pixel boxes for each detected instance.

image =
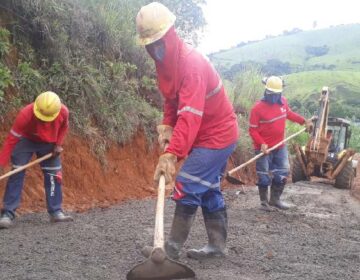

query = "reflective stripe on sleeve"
[259,114,287,124]
[177,106,203,117]
[206,79,223,99]
[10,129,22,138]
[249,124,258,128]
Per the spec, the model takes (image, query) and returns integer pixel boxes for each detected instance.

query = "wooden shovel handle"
[0,153,53,181]
[153,143,169,248]
[228,127,306,175]
[153,175,166,248]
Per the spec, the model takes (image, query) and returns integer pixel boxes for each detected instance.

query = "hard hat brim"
[136,15,176,46]
[265,87,282,93]
[33,102,60,122]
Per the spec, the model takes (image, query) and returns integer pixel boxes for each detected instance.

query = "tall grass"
[0,0,205,160]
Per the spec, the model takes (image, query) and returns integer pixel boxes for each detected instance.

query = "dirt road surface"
[0,181,359,280]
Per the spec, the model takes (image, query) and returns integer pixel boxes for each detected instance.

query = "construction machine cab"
[327,117,351,152]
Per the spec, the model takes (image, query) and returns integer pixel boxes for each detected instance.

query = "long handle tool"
[0,153,53,181]
[226,128,306,185]
[127,174,195,280]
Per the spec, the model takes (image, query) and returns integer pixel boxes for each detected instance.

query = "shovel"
[0,153,53,181]
[126,174,195,280]
[226,128,306,185]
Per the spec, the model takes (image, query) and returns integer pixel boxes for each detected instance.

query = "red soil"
[0,130,159,214]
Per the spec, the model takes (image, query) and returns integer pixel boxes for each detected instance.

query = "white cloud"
[197,0,360,53]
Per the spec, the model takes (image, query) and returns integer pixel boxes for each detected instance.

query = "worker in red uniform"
[136,2,239,260]
[0,91,73,229]
[249,76,313,211]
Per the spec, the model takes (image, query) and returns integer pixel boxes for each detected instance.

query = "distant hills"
[209,24,360,121]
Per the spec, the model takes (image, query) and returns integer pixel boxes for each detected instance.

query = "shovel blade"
[127,257,195,280]
[225,172,245,185]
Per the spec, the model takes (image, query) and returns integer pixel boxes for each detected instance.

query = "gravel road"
[1,181,359,280]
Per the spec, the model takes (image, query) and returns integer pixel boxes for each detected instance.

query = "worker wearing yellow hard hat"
[249,76,313,211]
[136,2,239,261]
[0,91,73,229]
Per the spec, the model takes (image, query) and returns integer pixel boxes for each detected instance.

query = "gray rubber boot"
[258,186,273,212]
[164,203,197,260]
[187,207,227,260]
[269,184,290,210]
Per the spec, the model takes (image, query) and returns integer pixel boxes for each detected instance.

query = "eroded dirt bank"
[0,132,159,214]
[0,182,359,280]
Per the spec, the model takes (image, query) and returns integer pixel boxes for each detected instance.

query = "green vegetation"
[0,28,14,112]
[0,28,10,57]
[211,24,360,152]
[0,0,205,158]
[349,124,360,152]
[224,66,263,159]
[284,71,360,121]
[211,24,360,72]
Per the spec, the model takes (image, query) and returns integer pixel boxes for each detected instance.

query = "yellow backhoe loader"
[292,87,358,189]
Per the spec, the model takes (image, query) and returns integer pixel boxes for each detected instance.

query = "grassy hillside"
[211,24,360,72]
[210,24,360,123]
[0,0,205,157]
[284,70,360,120]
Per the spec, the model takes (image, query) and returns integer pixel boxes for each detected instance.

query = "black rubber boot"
[187,207,227,260]
[164,203,197,260]
[258,186,273,212]
[269,184,290,210]
[141,203,197,259]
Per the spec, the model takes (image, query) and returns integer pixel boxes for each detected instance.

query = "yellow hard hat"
[33,91,61,122]
[136,2,176,46]
[265,76,283,93]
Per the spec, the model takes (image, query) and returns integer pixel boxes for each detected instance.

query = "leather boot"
[164,203,197,260]
[269,184,290,210]
[258,186,273,212]
[187,207,227,260]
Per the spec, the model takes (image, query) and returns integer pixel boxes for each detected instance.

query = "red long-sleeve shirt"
[249,97,305,150]
[154,27,238,159]
[0,103,69,167]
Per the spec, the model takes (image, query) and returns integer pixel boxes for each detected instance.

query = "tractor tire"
[334,161,355,189]
[291,156,307,183]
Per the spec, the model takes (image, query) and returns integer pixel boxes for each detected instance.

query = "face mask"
[146,39,165,62]
[263,90,283,105]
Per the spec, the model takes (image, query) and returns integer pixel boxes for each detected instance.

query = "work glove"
[157,125,173,151]
[261,144,269,154]
[52,145,64,158]
[154,153,177,185]
[304,119,314,134]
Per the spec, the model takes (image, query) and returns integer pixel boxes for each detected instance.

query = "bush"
[0,28,10,58]
[305,45,329,57]
[0,64,14,101]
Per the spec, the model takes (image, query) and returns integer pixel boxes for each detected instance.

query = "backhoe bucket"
[127,248,195,280]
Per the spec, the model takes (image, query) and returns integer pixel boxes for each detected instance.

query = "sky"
[197,0,360,54]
